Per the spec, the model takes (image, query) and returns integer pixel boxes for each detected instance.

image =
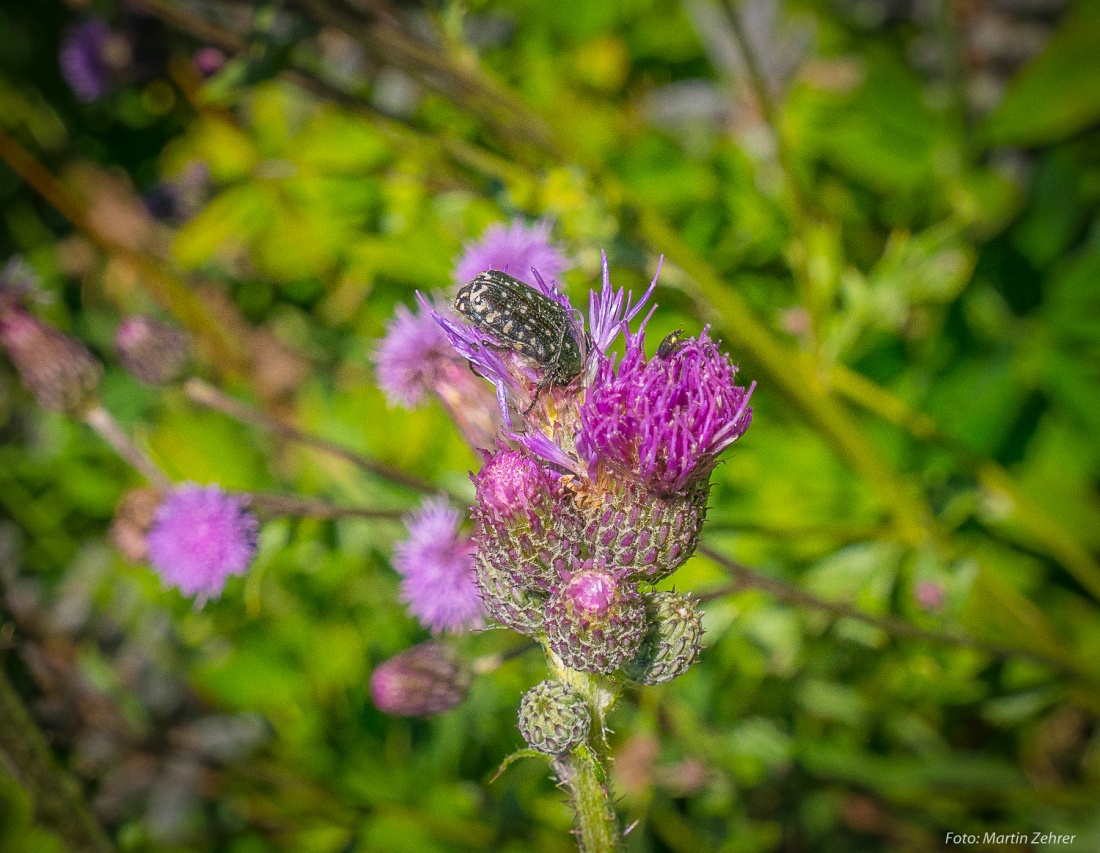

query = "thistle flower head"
[374,299,501,448]
[374,300,459,408]
[146,484,259,601]
[517,680,590,755]
[370,642,470,717]
[578,327,754,493]
[454,219,568,291]
[115,316,189,385]
[60,19,129,102]
[394,497,484,634]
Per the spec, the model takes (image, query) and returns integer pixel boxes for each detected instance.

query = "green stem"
[563,746,620,853]
[543,649,622,851]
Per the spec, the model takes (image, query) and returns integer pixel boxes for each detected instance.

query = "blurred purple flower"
[394,497,484,633]
[454,219,569,289]
[193,47,226,78]
[373,300,459,408]
[146,485,259,601]
[578,327,754,492]
[374,298,502,448]
[915,580,946,612]
[60,19,127,102]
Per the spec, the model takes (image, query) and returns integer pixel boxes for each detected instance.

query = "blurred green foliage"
[2,1,1100,851]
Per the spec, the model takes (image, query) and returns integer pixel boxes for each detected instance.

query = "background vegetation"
[2,0,1100,850]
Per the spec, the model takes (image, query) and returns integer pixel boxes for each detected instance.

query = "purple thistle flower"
[374,298,502,448]
[454,219,569,291]
[578,327,754,493]
[146,485,259,601]
[60,20,127,102]
[394,497,484,633]
[374,300,457,408]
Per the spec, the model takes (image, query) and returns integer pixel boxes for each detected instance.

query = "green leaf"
[981,1,1100,146]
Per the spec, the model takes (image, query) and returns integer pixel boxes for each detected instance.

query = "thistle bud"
[472,449,580,593]
[114,316,189,385]
[623,592,703,686]
[545,568,646,675]
[0,306,102,415]
[370,642,470,717]
[517,680,590,756]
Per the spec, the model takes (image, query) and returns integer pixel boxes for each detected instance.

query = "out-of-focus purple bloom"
[115,316,189,385]
[370,642,470,717]
[60,19,129,102]
[146,485,259,601]
[193,47,226,78]
[374,298,501,448]
[393,498,484,633]
[374,300,457,408]
[578,328,754,493]
[454,219,569,290]
[915,580,946,612]
[0,303,103,416]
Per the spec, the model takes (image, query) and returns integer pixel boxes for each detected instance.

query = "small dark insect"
[657,329,686,359]
[454,269,584,394]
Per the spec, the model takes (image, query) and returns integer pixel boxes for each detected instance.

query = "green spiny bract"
[517,679,591,755]
[573,480,709,583]
[623,592,703,685]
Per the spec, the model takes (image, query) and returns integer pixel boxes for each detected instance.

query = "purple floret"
[394,498,484,633]
[146,485,259,600]
[454,219,569,291]
[578,328,754,492]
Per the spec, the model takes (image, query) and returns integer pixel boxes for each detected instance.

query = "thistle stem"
[562,747,621,853]
[84,405,171,492]
[183,378,439,496]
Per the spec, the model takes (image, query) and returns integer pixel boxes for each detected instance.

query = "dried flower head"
[454,219,568,290]
[393,498,484,634]
[370,642,470,717]
[146,485,259,601]
[111,487,162,563]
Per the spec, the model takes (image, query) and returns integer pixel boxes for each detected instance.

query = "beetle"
[656,328,686,359]
[454,271,584,399]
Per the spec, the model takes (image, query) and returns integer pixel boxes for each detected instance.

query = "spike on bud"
[545,568,646,674]
[623,592,703,685]
[370,642,471,717]
[517,679,590,755]
[115,316,189,385]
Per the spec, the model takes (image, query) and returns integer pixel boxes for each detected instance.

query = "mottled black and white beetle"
[454,270,584,398]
